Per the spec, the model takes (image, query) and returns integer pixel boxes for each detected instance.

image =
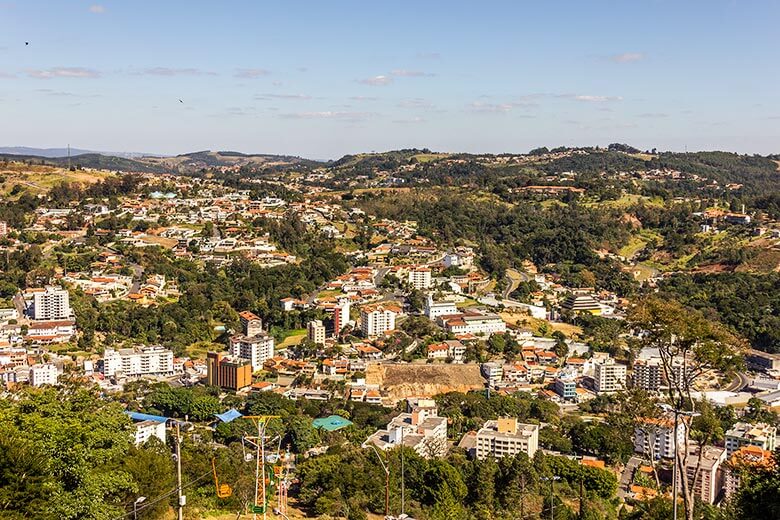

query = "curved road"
[502,268,529,300]
[724,371,750,392]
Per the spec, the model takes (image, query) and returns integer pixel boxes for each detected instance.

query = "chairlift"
[211,457,233,499]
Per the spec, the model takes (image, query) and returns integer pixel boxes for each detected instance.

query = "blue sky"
[1,0,778,158]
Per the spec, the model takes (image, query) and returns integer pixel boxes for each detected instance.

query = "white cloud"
[349,96,378,102]
[136,67,216,76]
[27,67,100,79]
[88,5,105,14]
[558,94,623,103]
[398,98,434,109]
[610,52,643,63]
[358,75,393,86]
[235,68,270,78]
[638,112,668,118]
[392,117,427,124]
[280,111,376,122]
[256,93,312,100]
[390,69,435,77]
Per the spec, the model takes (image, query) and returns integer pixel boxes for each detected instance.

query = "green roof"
[312,415,353,432]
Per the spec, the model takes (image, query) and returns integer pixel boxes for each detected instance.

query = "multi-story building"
[725,422,777,456]
[724,445,774,499]
[32,287,71,320]
[229,333,274,372]
[100,346,174,377]
[634,415,688,460]
[206,352,252,391]
[333,298,351,336]
[554,377,577,401]
[424,296,458,320]
[0,221,7,236]
[29,363,59,387]
[683,446,726,505]
[126,412,167,446]
[633,358,663,391]
[560,293,602,315]
[476,418,539,460]
[408,267,432,290]
[481,362,503,385]
[307,319,327,346]
[363,399,448,458]
[238,310,263,337]
[360,303,399,337]
[745,349,780,372]
[594,358,627,393]
[439,311,506,337]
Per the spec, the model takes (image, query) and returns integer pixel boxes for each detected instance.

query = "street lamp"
[657,403,700,520]
[133,496,146,520]
[540,476,561,520]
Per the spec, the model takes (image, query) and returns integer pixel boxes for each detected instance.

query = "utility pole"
[369,445,390,517]
[541,476,560,520]
[401,429,405,517]
[519,474,526,520]
[243,416,280,520]
[579,475,584,519]
[175,422,184,520]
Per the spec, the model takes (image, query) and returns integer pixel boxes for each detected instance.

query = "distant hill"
[0,146,162,159]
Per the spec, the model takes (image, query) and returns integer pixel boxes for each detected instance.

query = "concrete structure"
[554,377,576,401]
[481,362,503,385]
[746,349,780,372]
[633,358,663,391]
[634,415,688,460]
[29,363,59,387]
[32,287,71,320]
[594,358,627,393]
[363,399,448,458]
[476,418,539,460]
[725,422,777,456]
[683,445,726,505]
[229,333,274,372]
[307,319,327,346]
[724,445,774,499]
[101,346,174,377]
[333,298,351,335]
[133,420,167,446]
[206,352,252,391]
[408,267,432,290]
[560,293,601,315]
[360,303,399,337]
[239,310,263,337]
[440,311,506,337]
[424,296,458,320]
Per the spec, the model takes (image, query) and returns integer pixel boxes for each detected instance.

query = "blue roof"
[126,411,168,424]
[312,415,353,432]
[215,408,243,423]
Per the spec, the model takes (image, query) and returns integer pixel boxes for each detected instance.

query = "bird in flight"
[178,99,183,103]
[25,42,29,46]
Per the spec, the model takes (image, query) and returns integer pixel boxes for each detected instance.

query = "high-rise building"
[475,418,539,460]
[100,346,174,377]
[333,298,351,335]
[634,415,687,459]
[633,358,663,391]
[32,287,71,321]
[360,303,399,337]
[307,319,326,345]
[206,352,252,391]
[725,422,777,456]
[239,310,263,337]
[594,358,627,393]
[29,363,59,386]
[408,267,432,290]
[229,333,274,372]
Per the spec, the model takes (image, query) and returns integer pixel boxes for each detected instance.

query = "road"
[724,371,750,392]
[502,268,529,300]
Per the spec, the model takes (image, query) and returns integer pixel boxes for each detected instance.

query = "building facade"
[475,418,539,460]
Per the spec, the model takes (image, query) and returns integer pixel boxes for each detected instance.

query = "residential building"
[239,310,263,337]
[307,319,327,346]
[360,303,400,337]
[424,296,458,320]
[100,346,174,377]
[408,267,432,289]
[229,333,274,371]
[440,311,506,337]
[427,340,467,362]
[333,298,351,335]
[29,363,59,387]
[746,349,780,372]
[481,362,503,385]
[725,422,777,456]
[682,445,726,505]
[594,358,627,393]
[560,293,601,315]
[126,412,167,446]
[206,352,252,391]
[475,418,539,460]
[554,377,576,401]
[724,445,774,499]
[634,415,688,460]
[633,358,663,391]
[363,399,448,458]
[32,287,71,320]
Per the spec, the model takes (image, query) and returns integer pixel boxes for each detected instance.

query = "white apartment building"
[476,418,539,460]
[424,296,458,320]
[481,362,504,385]
[29,363,59,387]
[32,287,71,320]
[633,358,663,391]
[594,358,627,393]
[634,415,688,459]
[360,304,399,337]
[363,400,448,458]
[441,312,506,337]
[408,267,432,290]
[725,422,777,456]
[101,346,174,377]
[229,333,275,372]
[307,319,327,345]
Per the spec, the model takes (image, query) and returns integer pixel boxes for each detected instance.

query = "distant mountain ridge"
[0,146,163,159]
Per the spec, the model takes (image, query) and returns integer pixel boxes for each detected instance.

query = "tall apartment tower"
[33,287,71,320]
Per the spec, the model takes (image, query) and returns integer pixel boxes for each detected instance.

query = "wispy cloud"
[468,101,517,113]
[358,75,393,86]
[280,111,377,122]
[0,71,15,78]
[256,93,312,100]
[558,94,623,102]
[135,67,216,76]
[27,67,100,79]
[610,52,644,63]
[638,112,668,118]
[392,117,426,124]
[416,52,441,60]
[88,4,105,14]
[398,98,434,109]
[235,68,270,78]
[349,96,378,102]
[391,69,435,77]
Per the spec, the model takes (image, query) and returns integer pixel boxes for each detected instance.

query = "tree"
[629,296,744,520]
[730,450,780,520]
